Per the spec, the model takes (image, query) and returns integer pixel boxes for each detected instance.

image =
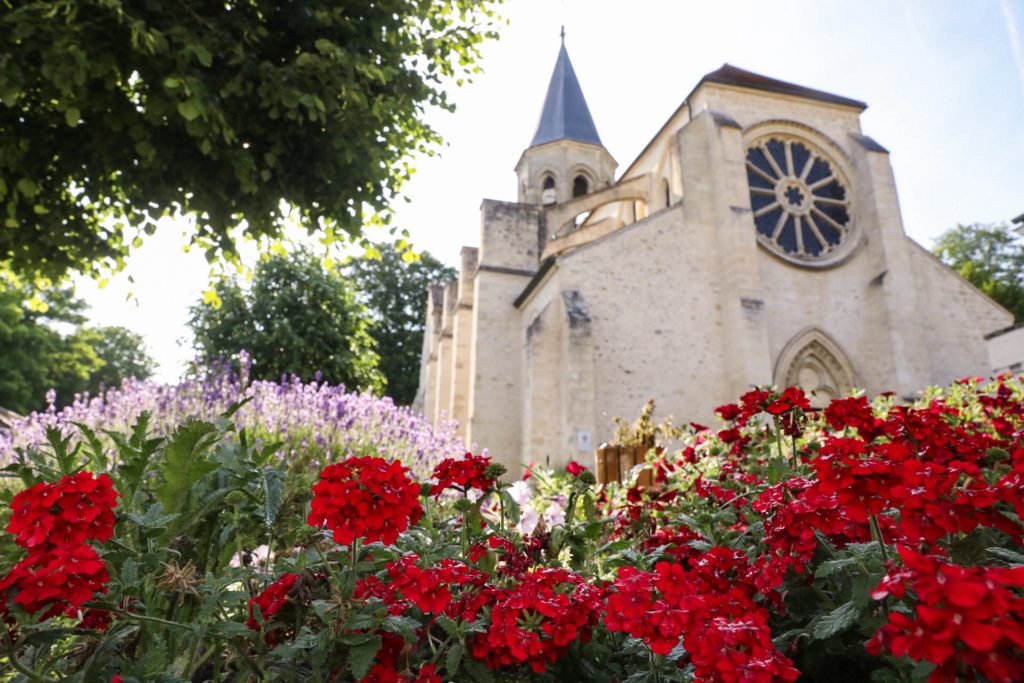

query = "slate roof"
[699,64,867,110]
[529,42,604,148]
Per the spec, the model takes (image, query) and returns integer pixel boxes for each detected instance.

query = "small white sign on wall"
[576,430,593,452]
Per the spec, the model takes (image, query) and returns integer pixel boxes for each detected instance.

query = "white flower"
[508,480,533,507]
[543,502,565,527]
[517,505,540,534]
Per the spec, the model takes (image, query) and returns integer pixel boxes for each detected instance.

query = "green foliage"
[933,222,1024,321]
[85,325,155,393]
[346,241,457,404]
[0,281,153,412]
[0,0,503,283]
[189,249,384,392]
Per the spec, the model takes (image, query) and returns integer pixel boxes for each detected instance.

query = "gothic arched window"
[572,175,589,198]
[745,137,852,265]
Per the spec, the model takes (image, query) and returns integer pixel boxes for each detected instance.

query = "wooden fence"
[594,444,653,487]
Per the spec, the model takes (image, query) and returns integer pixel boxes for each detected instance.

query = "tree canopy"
[347,242,456,405]
[933,222,1024,321]
[0,282,153,413]
[188,249,383,392]
[0,0,502,282]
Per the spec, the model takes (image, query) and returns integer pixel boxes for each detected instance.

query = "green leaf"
[348,635,381,680]
[446,643,463,676]
[814,556,857,578]
[16,178,38,198]
[381,615,420,642]
[261,467,284,528]
[813,601,859,640]
[155,419,220,515]
[177,98,203,121]
[988,546,1024,566]
[436,614,459,637]
[125,501,181,530]
[65,107,80,127]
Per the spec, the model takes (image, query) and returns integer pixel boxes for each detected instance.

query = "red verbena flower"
[468,567,604,674]
[7,472,119,550]
[430,452,496,498]
[309,456,423,546]
[764,387,811,416]
[868,546,1024,683]
[0,544,109,619]
[246,572,301,631]
[565,460,585,477]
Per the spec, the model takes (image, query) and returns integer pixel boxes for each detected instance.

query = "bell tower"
[515,31,616,206]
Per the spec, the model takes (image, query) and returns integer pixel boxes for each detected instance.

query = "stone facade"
[416,49,1015,474]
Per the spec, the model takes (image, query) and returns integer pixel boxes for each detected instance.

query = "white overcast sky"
[73,0,1024,382]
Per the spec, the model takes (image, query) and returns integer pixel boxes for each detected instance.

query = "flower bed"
[0,375,1022,682]
[0,353,461,479]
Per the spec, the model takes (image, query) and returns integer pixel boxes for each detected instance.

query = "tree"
[933,223,1024,321]
[0,282,153,412]
[189,249,383,391]
[0,1,502,282]
[84,325,155,393]
[347,242,456,405]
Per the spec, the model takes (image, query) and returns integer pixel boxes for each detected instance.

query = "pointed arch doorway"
[774,329,856,408]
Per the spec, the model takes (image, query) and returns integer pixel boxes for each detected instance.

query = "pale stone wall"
[989,325,1024,374]
[519,203,735,458]
[448,248,478,440]
[906,243,1013,383]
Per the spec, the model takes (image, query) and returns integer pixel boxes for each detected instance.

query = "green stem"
[1,636,56,683]
[868,514,889,564]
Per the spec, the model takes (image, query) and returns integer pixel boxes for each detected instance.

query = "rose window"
[745,138,851,262]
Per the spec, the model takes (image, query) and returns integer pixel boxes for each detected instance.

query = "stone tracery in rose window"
[745,137,853,264]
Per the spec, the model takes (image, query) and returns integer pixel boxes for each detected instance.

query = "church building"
[416,40,1014,472]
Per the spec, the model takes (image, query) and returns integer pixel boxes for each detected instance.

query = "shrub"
[0,374,1021,682]
[0,352,460,479]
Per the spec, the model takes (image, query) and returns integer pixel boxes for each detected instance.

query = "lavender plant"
[0,352,459,478]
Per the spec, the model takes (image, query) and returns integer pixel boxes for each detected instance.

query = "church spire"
[529,36,603,148]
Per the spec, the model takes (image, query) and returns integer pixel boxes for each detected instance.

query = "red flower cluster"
[764,387,811,416]
[1,472,117,623]
[867,546,1024,683]
[429,452,496,498]
[565,460,585,477]
[355,553,485,617]
[309,457,423,546]
[467,567,604,674]
[605,548,798,682]
[0,544,110,619]
[246,572,301,631]
[823,395,881,440]
[358,631,441,683]
[7,472,118,549]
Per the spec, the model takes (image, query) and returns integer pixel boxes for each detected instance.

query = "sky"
[73,0,1024,381]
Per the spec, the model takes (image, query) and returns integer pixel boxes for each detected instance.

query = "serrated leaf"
[348,635,381,680]
[155,419,220,516]
[382,614,420,642]
[815,556,856,578]
[436,614,459,637]
[813,601,858,639]
[988,547,1024,566]
[125,501,180,530]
